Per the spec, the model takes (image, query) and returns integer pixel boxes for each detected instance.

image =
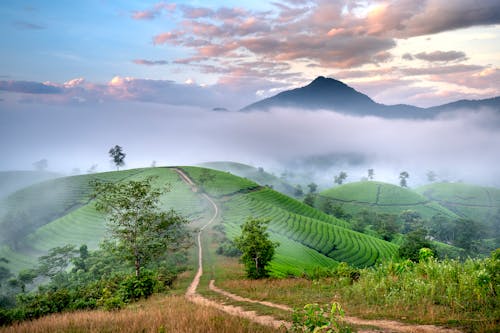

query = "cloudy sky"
[0,1,499,186]
[0,0,499,108]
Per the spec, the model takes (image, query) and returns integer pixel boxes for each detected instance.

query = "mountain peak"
[241,76,376,113]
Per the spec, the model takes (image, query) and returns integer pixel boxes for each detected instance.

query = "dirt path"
[173,168,290,330]
[173,168,462,333]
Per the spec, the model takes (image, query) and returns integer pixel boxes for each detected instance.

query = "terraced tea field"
[0,167,207,273]
[416,182,500,224]
[320,181,458,220]
[182,168,398,274]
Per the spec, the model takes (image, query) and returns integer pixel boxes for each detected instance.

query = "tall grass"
[218,250,499,333]
[0,295,277,333]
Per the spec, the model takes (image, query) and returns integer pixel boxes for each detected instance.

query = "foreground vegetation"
[0,295,279,333]
[216,249,499,332]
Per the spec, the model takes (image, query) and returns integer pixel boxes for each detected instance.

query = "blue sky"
[1,0,499,108]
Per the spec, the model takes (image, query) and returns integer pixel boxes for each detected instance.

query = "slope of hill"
[319,181,458,220]
[199,161,296,196]
[0,170,61,198]
[182,167,397,274]
[416,182,500,225]
[0,166,397,277]
[241,76,499,118]
[0,167,208,273]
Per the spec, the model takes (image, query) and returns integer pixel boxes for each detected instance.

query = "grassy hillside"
[1,166,398,276]
[320,181,458,220]
[200,161,296,196]
[416,182,500,224]
[0,167,207,273]
[182,167,397,274]
[0,171,60,199]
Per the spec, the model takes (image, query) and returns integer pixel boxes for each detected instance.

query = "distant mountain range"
[241,76,499,118]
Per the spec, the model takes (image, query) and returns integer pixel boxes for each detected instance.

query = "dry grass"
[1,295,277,333]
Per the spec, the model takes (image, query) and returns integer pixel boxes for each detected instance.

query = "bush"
[291,302,352,333]
[119,271,156,302]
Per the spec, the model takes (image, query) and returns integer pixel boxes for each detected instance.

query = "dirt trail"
[173,168,462,333]
[173,168,290,330]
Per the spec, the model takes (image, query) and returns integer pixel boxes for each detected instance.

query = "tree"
[234,217,278,279]
[33,158,48,171]
[400,210,423,234]
[399,171,409,187]
[307,182,318,194]
[334,171,348,185]
[398,228,433,262]
[87,164,98,174]
[109,145,126,170]
[303,193,315,207]
[368,169,374,180]
[37,245,77,278]
[373,213,400,241]
[91,176,190,277]
[426,170,437,182]
[294,184,304,197]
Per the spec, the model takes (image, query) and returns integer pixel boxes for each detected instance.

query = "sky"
[0,0,499,108]
[0,0,499,186]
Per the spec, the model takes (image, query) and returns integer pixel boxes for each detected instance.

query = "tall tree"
[399,171,409,187]
[334,171,348,185]
[234,217,278,279]
[91,176,190,277]
[426,170,437,182]
[307,182,318,194]
[109,145,126,171]
[33,158,48,171]
[367,169,374,180]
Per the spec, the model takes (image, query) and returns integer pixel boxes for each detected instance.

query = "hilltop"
[199,161,296,197]
[319,180,457,220]
[242,76,499,118]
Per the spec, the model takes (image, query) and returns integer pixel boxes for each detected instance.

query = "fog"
[1,100,499,188]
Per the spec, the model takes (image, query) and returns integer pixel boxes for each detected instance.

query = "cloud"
[414,51,467,62]
[132,59,168,66]
[12,21,46,30]
[131,2,176,20]
[0,80,62,94]
[2,103,499,187]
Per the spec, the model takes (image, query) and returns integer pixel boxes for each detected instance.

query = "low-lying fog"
[1,101,499,188]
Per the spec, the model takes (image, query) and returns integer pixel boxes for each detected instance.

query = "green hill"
[0,170,61,198]
[199,161,296,196]
[319,181,458,220]
[416,182,500,225]
[182,167,397,275]
[0,167,208,273]
[1,166,398,277]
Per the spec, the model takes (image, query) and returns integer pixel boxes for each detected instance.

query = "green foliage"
[216,239,242,257]
[291,302,352,333]
[334,171,348,185]
[108,145,126,170]
[37,245,77,278]
[399,171,409,187]
[307,183,318,194]
[91,176,190,277]
[398,228,434,262]
[234,217,279,279]
[303,193,316,207]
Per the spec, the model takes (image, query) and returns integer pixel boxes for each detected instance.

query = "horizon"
[1,1,499,187]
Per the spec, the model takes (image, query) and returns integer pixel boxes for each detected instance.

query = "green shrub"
[291,302,352,333]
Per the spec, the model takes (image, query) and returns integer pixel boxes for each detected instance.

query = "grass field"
[416,182,500,225]
[200,161,296,197]
[181,168,398,272]
[319,181,458,220]
[0,167,207,273]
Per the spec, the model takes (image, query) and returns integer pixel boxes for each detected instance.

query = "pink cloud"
[132,59,168,66]
[131,2,176,20]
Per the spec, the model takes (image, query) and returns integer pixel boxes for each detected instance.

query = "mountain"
[241,76,499,118]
